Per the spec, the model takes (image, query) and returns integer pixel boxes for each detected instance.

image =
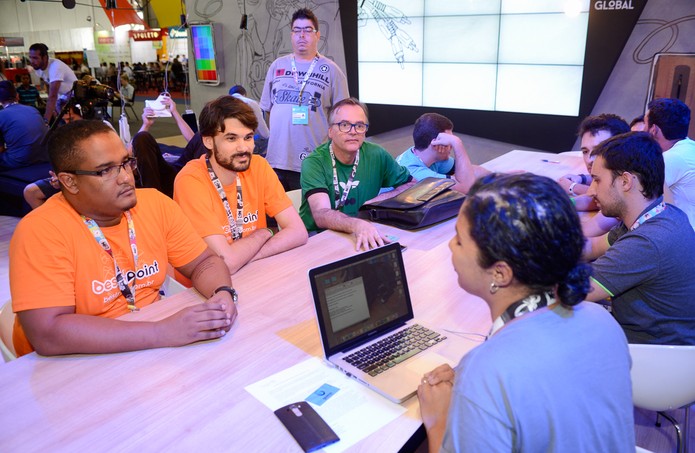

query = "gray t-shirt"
[442,303,635,452]
[260,54,349,173]
[592,200,695,344]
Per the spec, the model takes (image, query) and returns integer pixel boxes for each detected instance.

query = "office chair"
[112,88,138,122]
[629,343,695,453]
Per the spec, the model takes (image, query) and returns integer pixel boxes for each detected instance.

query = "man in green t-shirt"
[300,97,415,251]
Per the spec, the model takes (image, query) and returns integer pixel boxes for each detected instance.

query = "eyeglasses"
[331,121,369,134]
[291,27,318,35]
[67,157,137,180]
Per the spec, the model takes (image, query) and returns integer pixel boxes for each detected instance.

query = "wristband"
[568,182,578,196]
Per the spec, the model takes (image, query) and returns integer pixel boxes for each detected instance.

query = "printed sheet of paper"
[245,357,406,452]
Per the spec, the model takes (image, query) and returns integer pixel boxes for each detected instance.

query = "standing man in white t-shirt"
[28,42,78,123]
[260,8,349,191]
[646,97,695,229]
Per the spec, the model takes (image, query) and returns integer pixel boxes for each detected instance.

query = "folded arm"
[204,230,273,275]
[433,133,479,193]
[581,212,618,238]
[557,174,591,197]
[252,206,308,262]
[582,233,610,262]
[585,278,611,302]
[19,248,235,356]
[202,208,307,274]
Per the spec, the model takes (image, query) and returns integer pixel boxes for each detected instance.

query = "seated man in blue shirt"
[0,80,49,170]
[395,113,488,193]
[583,131,695,344]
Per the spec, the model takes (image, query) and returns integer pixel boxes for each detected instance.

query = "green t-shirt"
[299,140,411,231]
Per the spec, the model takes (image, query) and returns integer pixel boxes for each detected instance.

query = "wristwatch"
[213,286,238,305]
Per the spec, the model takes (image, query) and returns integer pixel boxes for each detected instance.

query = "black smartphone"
[274,401,339,452]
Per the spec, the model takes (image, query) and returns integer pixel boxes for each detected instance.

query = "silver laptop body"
[308,242,469,403]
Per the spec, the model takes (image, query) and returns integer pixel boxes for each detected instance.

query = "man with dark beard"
[174,96,307,276]
[582,132,695,345]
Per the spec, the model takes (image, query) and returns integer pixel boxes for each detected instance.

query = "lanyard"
[488,292,554,338]
[82,211,139,312]
[630,201,666,231]
[329,143,360,210]
[206,157,244,241]
[291,54,319,106]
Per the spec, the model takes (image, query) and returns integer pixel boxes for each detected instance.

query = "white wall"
[591,0,695,121]
[184,0,347,116]
[130,40,157,64]
[0,0,116,51]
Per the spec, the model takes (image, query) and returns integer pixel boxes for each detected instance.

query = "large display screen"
[190,23,220,85]
[357,0,590,116]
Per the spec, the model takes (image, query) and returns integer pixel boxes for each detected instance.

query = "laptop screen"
[309,243,414,356]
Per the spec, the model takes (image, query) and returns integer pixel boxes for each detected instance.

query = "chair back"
[0,299,17,362]
[160,275,187,298]
[629,343,695,411]
[286,189,302,212]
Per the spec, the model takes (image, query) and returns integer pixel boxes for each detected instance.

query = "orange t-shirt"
[174,155,291,242]
[9,188,208,356]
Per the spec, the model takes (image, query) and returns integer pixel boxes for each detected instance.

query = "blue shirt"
[0,103,49,170]
[395,146,454,180]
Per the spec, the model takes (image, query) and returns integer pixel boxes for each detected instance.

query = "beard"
[595,196,623,220]
[213,143,252,173]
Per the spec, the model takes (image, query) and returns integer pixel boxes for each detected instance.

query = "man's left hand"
[205,290,238,331]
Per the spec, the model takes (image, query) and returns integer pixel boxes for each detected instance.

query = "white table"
[0,150,585,452]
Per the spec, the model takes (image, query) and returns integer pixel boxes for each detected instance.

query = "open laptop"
[308,242,471,403]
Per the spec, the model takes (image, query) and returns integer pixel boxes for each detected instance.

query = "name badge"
[292,105,309,125]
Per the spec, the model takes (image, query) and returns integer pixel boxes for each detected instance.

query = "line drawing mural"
[632,15,695,65]
[231,0,337,100]
[357,0,418,69]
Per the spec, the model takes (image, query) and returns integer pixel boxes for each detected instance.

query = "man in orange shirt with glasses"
[10,120,238,357]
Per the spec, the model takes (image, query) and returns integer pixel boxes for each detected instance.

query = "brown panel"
[651,54,695,138]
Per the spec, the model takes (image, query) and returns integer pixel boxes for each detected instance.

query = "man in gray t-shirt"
[584,131,695,344]
[260,7,348,191]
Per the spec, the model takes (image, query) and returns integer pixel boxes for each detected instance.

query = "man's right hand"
[157,302,232,347]
[430,132,460,155]
[141,107,156,129]
[353,218,387,251]
[160,96,177,113]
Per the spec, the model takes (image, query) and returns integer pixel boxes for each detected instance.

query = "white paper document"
[245,357,406,452]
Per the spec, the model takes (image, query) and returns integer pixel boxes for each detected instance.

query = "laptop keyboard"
[343,324,447,377]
